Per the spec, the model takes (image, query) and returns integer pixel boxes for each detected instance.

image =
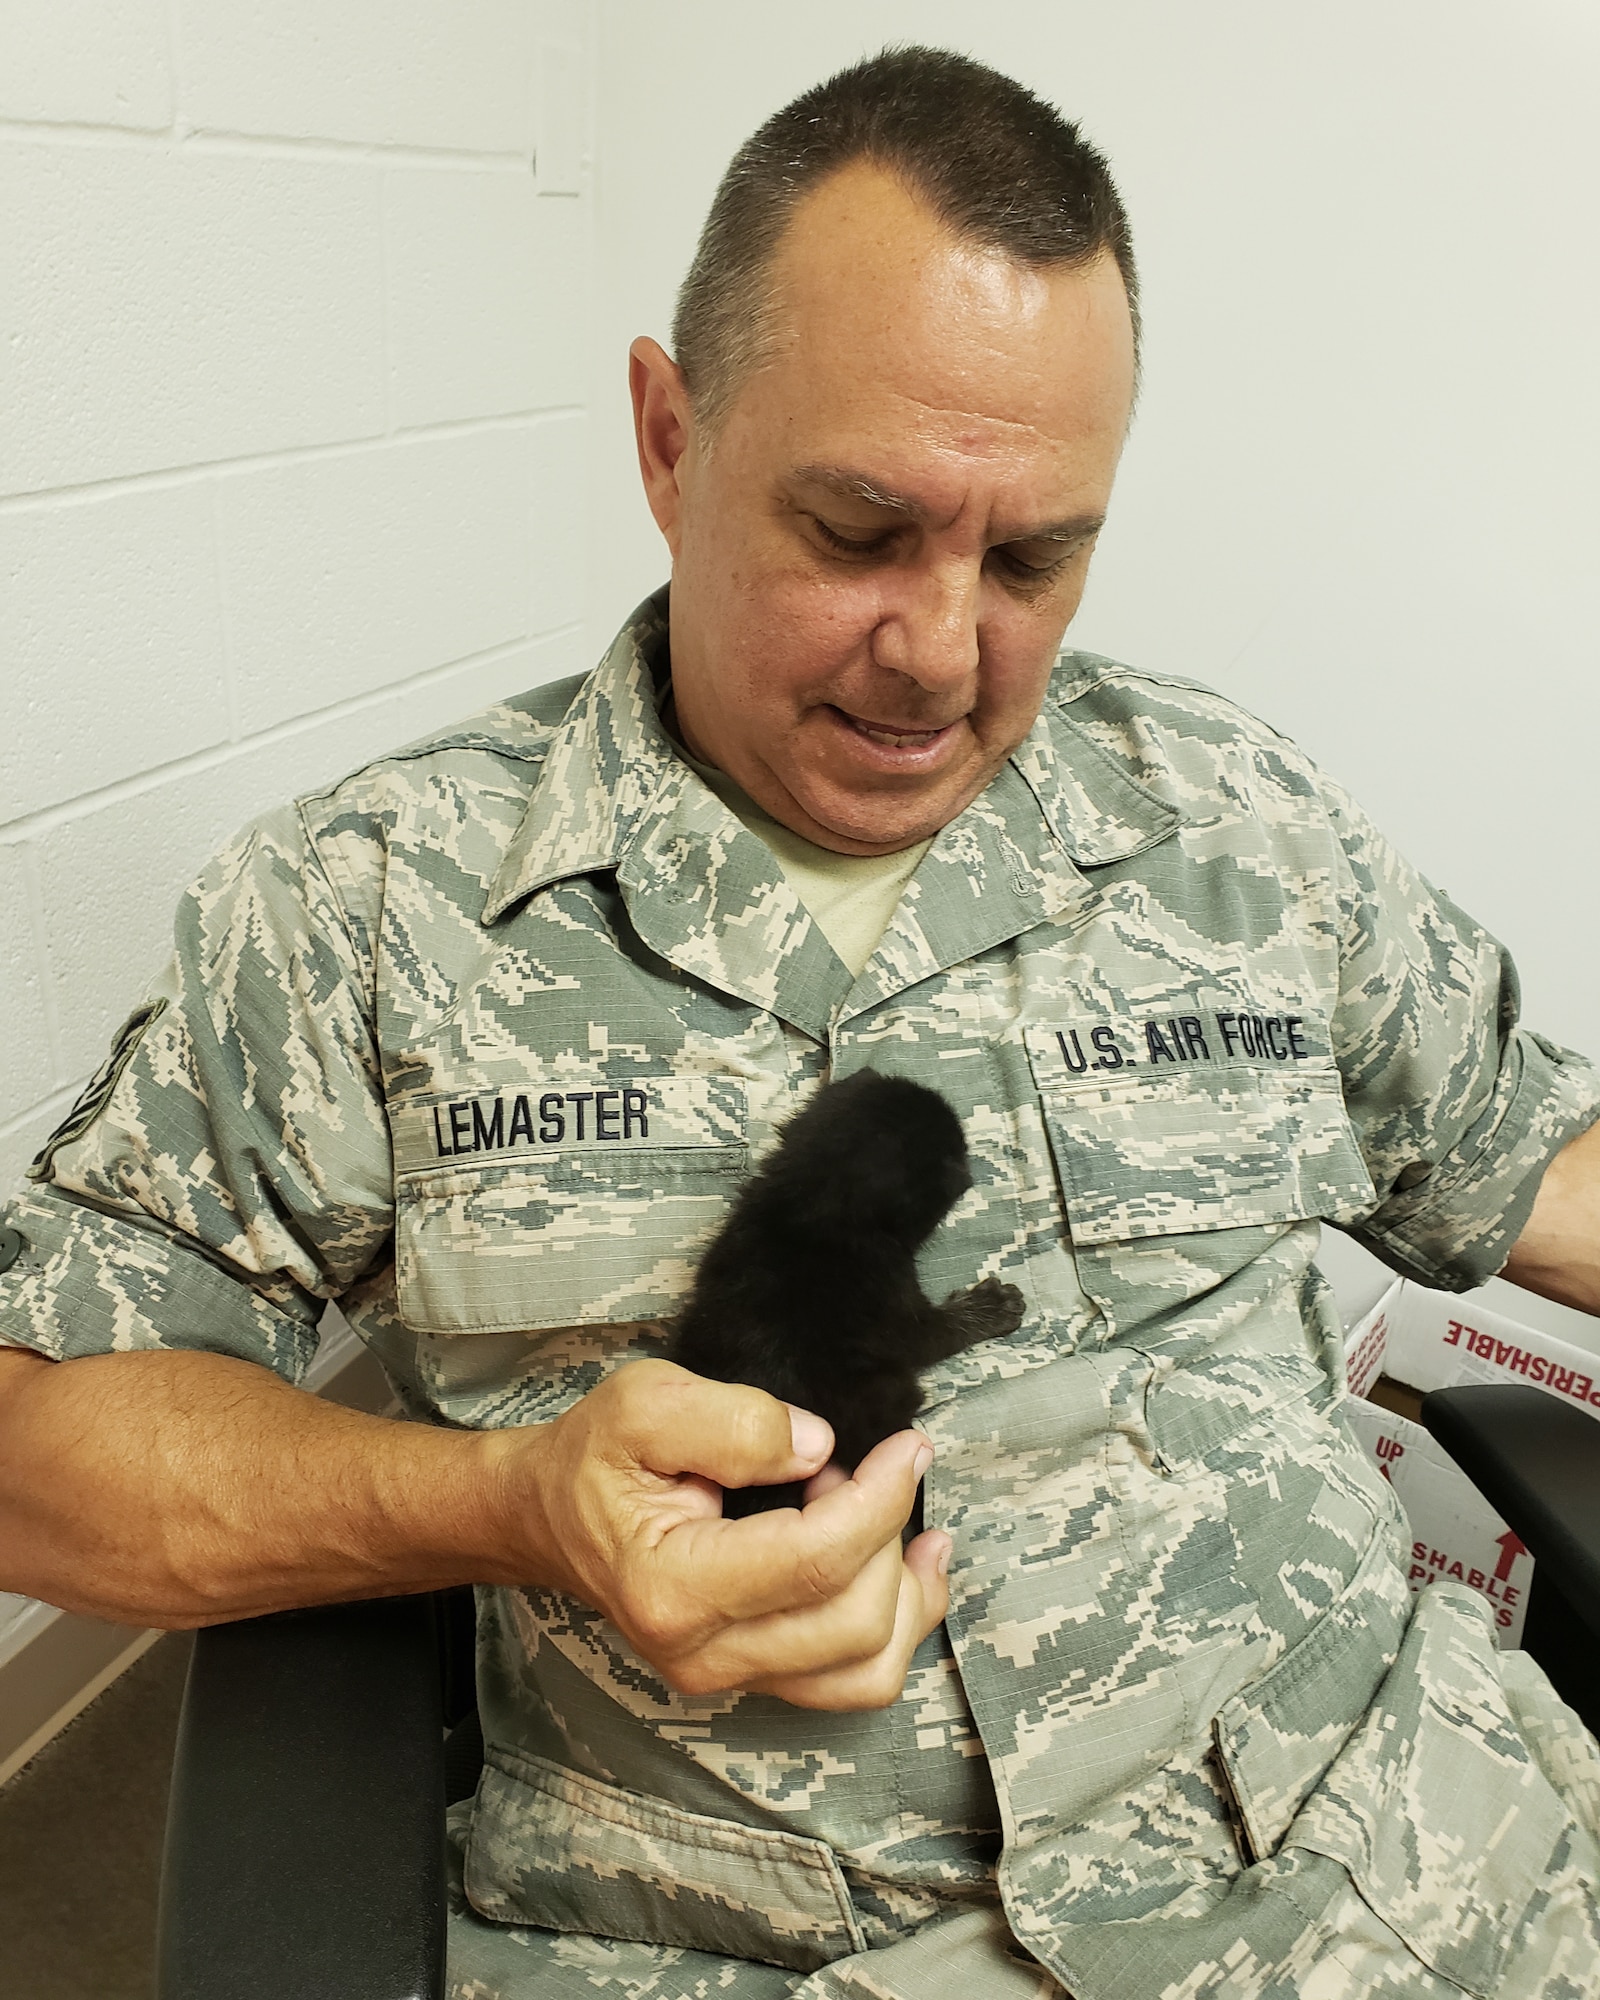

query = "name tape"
[429,1087,655,1159]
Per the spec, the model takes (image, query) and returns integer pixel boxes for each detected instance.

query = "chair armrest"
[1419,1385,1600,1636]
[156,1594,447,2000]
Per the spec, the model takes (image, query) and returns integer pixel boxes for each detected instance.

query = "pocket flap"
[1024,1029,1375,1245]
[465,1747,866,1972]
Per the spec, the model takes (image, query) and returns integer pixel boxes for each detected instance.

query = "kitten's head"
[768,1070,971,1246]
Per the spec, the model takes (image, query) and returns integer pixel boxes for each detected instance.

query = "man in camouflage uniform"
[4,48,1600,2000]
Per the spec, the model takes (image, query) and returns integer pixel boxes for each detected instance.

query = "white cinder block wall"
[1,1,593,1196]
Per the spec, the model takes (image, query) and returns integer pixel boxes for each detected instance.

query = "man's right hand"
[494,1358,951,1710]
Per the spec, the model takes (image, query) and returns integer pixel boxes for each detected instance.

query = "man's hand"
[0,1346,948,1712]
[496,1358,950,1710]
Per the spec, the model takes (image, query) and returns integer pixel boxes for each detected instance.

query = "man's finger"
[650,1429,933,1627]
[745,1532,953,1710]
[800,1460,849,1504]
[605,1359,834,1490]
[686,1534,908,1688]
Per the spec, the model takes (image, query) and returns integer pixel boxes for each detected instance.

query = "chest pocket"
[393,1075,749,1336]
[1023,1026,1376,1335]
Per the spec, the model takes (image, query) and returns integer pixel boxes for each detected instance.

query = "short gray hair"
[672,46,1140,435]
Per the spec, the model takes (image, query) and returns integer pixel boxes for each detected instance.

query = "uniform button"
[0,1225,24,1275]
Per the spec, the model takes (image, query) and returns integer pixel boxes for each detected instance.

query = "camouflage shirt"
[5,589,1600,1999]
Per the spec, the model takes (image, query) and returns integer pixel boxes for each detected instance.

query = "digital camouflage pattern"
[5,588,1600,1999]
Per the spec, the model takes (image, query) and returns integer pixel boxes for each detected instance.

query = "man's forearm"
[0,1347,528,1627]
[1502,1117,1600,1318]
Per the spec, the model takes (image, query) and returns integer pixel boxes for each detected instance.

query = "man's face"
[632,162,1137,855]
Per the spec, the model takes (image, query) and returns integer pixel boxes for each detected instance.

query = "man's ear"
[629,337,696,557]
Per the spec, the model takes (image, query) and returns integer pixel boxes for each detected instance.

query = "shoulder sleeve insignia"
[26,997,168,1184]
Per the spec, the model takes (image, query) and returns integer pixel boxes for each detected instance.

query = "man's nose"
[871,561,981,690]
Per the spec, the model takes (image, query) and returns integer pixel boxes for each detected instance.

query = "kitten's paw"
[938,1275,1026,1343]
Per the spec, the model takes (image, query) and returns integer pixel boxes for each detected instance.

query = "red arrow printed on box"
[1493,1529,1528,1584]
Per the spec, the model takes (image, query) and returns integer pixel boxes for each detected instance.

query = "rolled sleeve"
[0,1183,322,1379]
[1323,780,1600,1290]
[0,801,395,1379]
[1354,1026,1600,1291]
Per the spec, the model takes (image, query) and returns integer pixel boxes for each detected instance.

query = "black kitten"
[666,1069,1025,1515]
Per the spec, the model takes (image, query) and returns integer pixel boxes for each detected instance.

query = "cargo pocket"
[464,1746,866,1972]
[394,1076,749,1335]
[1212,1512,1411,1863]
[1226,1583,1577,1997]
[1022,1032,1375,1335]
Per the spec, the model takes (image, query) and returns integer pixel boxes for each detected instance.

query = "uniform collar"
[481,587,679,920]
[481,589,847,1036]
[839,704,1181,1024]
[1018,687,1187,870]
[482,592,1184,1037]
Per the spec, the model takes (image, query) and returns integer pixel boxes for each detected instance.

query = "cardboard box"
[1341,1395,1532,1646]
[1384,1282,1600,1415]
[1338,1278,1564,1648]
[1343,1277,1399,1400]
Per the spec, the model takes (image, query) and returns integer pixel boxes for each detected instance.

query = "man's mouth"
[835,709,959,749]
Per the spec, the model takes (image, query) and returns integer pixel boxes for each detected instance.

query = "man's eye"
[990,547,1068,584]
[811,517,894,557]
[990,537,1093,586]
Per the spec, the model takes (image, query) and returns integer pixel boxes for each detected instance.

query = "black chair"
[156,1588,480,2000]
[154,1385,1600,2000]
[1420,1384,1600,1736]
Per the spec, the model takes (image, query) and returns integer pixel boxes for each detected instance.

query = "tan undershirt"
[677,741,932,979]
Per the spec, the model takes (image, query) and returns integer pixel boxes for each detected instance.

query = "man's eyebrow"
[787,465,1104,542]
[790,465,929,517]
[1025,515,1107,544]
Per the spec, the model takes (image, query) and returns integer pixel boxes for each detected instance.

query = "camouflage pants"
[446,1653,1600,2000]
